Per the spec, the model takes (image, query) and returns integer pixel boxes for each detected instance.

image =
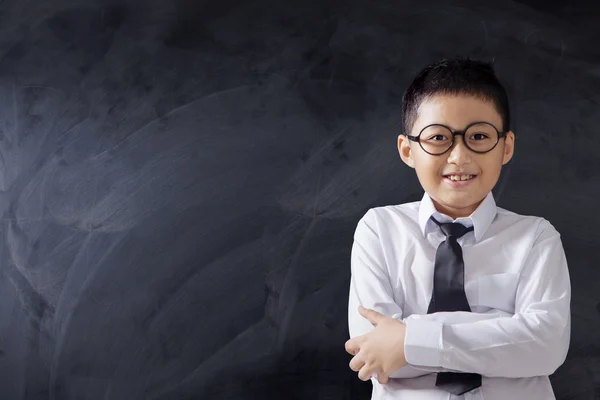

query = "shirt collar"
[418,192,497,242]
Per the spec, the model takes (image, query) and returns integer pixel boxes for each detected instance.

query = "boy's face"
[398,94,515,219]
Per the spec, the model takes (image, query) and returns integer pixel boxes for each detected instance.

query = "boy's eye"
[426,134,450,141]
[470,133,489,140]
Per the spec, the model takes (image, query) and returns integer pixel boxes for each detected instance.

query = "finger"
[358,362,377,381]
[345,338,361,356]
[377,371,390,384]
[358,305,383,326]
[349,354,365,372]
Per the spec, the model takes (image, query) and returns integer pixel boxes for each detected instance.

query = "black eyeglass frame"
[405,121,509,155]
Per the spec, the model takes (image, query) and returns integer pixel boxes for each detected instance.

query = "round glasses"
[406,121,508,155]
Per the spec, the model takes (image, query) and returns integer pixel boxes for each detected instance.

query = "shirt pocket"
[475,272,520,313]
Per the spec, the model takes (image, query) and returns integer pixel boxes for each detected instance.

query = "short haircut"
[402,57,511,135]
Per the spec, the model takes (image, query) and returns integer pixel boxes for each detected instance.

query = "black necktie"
[427,217,482,395]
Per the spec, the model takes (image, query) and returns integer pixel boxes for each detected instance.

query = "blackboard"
[0,0,598,398]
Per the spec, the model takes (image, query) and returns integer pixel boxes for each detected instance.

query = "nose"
[447,135,472,165]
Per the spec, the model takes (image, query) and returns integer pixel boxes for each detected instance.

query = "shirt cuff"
[404,315,443,368]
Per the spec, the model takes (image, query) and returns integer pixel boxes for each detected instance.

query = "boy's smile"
[443,173,476,187]
[398,94,515,219]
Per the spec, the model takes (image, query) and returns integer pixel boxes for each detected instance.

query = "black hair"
[401,57,510,135]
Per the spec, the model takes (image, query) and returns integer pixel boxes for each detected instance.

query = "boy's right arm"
[348,209,442,379]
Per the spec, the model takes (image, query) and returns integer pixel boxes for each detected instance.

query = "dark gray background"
[0,0,598,399]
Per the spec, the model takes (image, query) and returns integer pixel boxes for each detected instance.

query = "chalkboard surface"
[0,0,598,399]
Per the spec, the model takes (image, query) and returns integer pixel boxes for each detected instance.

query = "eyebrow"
[421,121,502,131]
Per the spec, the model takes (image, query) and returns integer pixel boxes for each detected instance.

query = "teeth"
[447,175,473,181]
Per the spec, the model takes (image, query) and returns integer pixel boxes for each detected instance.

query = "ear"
[398,134,415,168]
[501,131,515,165]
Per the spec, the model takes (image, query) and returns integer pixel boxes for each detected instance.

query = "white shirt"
[348,192,571,400]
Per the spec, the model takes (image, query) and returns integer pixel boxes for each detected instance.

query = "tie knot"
[430,217,473,239]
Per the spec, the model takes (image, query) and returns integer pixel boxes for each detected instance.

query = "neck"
[431,198,483,220]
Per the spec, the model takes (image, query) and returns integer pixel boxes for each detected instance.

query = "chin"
[436,192,483,210]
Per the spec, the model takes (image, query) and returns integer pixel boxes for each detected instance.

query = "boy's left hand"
[345,305,407,384]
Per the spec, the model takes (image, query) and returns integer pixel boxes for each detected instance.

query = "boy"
[345,57,571,399]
